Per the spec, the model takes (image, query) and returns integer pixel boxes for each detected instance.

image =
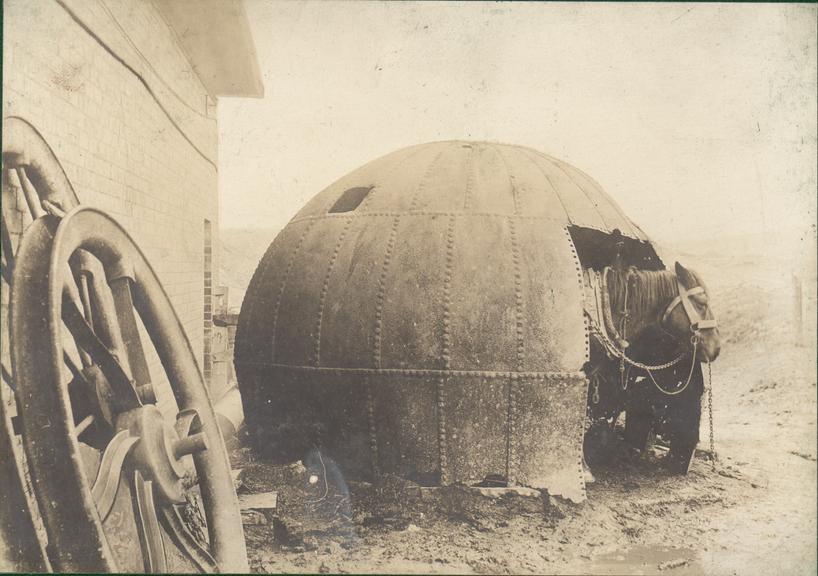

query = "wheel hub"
[116,406,207,504]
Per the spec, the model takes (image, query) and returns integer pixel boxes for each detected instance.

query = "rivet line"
[271,219,317,362]
[366,379,379,476]
[312,216,353,366]
[408,149,446,212]
[237,361,587,381]
[373,214,401,367]
[438,213,457,483]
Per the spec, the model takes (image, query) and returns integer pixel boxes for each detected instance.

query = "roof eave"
[153,0,264,99]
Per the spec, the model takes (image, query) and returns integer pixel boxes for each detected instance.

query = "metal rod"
[78,273,94,329]
[74,414,95,437]
[15,167,45,220]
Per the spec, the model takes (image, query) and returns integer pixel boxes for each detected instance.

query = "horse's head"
[661,262,721,362]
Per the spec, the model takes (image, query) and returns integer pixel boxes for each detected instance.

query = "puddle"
[584,545,702,575]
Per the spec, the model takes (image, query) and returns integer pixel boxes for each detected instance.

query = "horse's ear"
[675,261,695,287]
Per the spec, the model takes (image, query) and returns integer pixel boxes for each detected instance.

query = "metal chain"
[707,361,715,467]
[643,338,698,396]
[586,313,686,370]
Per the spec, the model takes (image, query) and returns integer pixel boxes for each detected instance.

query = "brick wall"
[203,219,213,386]
[2,0,220,415]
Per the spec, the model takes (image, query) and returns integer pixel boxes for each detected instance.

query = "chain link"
[707,361,715,467]
[586,313,686,370]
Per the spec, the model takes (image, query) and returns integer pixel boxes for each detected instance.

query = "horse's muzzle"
[698,340,720,363]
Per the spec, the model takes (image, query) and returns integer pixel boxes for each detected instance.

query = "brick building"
[2,0,262,400]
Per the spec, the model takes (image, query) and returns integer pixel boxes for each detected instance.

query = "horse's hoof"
[665,446,696,475]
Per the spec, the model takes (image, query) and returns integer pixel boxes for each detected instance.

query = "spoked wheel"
[1,115,82,571]
[10,207,248,573]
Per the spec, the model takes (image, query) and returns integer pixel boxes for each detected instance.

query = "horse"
[584,261,721,474]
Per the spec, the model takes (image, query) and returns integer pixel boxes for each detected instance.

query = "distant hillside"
[219,228,278,312]
[660,230,813,269]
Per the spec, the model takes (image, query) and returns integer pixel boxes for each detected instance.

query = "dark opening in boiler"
[329,185,374,213]
[567,225,664,271]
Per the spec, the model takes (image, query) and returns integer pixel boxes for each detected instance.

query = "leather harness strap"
[661,282,718,333]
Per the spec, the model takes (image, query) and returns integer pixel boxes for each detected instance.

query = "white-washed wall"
[2,0,220,410]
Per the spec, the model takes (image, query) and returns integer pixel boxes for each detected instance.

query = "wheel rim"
[10,207,248,572]
[1,116,82,571]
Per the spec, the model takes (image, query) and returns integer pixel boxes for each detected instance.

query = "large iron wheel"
[1,116,82,571]
[10,206,248,572]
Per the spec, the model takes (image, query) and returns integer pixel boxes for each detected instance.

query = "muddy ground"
[226,247,817,575]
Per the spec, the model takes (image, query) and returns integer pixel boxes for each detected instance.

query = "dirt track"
[229,250,817,575]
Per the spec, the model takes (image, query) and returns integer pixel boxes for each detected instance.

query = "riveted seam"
[437,213,457,483]
[373,214,401,368]
[311,216,353,366]
[237,361,587,381]
[271,219,317,363]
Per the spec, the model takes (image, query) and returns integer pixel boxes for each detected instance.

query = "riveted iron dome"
[235,140,656,502]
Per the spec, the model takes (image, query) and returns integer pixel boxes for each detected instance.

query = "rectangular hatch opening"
[329,186,374,213]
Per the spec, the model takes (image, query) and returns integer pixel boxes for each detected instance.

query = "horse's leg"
[664,366,704,474]
[624,401,655,454]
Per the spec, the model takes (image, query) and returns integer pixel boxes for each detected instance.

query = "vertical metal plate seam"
[534,151,613,233]
[270,218,317,363]
[372,214,401,368]
[365,375,379,476]
[507,216,525,481]
[358,145,429,212]
[407,147,447,212]
[311,216,353,366]
[553,157,642,240]
[491,143,520,216]
[517,147,573,227]
[563,227,591,364]
[438,213,457,483]
[563,226,590,500]
[507,374,518,483]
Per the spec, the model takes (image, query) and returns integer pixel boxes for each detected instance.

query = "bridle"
[593,267,718,397]
[660,280,719,345]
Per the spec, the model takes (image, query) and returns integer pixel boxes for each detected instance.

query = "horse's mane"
[607,267,678,337]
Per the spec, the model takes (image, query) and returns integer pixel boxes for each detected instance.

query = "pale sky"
[219,1,816,256]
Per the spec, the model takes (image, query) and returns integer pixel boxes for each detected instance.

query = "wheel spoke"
[74,414,95,437]
[133,470,168,573]
[61,290,141,410]
[109,277,155,404]
[72,251,121,354]
[1,217,15,283]
[77,272,94,329]
[62,350,82,378]
[61,271,95,370]
[16,167,46,219]
[90,429,139,522]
